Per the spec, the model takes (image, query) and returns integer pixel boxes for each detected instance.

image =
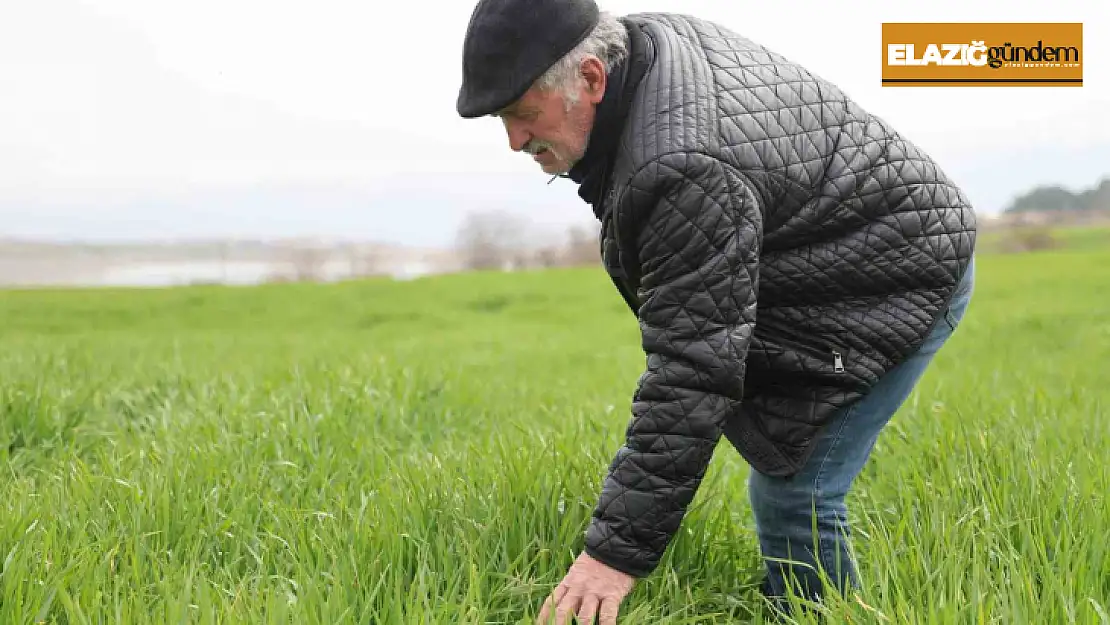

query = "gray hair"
[534,12,629,106]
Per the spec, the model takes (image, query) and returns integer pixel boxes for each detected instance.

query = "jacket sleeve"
[584,151,763,577]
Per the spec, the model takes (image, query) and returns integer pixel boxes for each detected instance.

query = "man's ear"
[580,56,607,104]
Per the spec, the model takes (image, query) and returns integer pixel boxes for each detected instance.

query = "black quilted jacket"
[574,13,977,577]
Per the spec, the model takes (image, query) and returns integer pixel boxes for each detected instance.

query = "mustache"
[522,140,555,156]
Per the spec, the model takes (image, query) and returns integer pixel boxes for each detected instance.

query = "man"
[456,1,977,622]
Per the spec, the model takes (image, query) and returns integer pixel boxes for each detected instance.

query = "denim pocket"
[944,307,959,332]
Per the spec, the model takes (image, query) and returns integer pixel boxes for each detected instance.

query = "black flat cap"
[456,0,600,118]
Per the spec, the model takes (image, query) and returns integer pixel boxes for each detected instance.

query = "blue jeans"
[750,257,976,608]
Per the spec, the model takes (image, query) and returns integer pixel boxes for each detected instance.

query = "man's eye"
[498,109,537,123]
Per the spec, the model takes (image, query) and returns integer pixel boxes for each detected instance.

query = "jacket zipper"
[758,324,846,373]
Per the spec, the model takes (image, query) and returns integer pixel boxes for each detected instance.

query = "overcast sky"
[1,0,1107,247]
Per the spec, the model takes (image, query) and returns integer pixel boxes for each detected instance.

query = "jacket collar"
[564,19,651,219]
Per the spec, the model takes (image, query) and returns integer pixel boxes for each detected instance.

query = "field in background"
[1,242,1108,623]
[976,224,1110,254]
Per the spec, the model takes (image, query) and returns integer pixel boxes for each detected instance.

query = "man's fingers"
[552,583,570,605]
[536,594,556,625]
[575,595,599,623]
[597,596,621,625]
[554,594,582,625]
[537,583,571,625]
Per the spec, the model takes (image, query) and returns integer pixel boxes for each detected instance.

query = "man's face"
[494,58,607,175]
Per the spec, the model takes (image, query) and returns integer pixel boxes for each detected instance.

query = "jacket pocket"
[756,325,846,374]
[944,307,959,332]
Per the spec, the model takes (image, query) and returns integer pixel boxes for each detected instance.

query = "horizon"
[2,0,1107,247]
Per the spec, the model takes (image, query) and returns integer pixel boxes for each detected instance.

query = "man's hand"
[536,551,635,624]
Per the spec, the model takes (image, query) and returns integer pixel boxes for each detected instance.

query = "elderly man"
[457,0,976,622]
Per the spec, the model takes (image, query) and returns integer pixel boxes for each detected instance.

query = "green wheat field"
[1,243,1107,624]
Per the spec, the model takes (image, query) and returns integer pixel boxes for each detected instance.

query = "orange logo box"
[881,23,1083,86]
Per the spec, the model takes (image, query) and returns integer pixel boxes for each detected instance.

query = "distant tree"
[1004,176,1110,213]
[563,222,601,266]
[534,246,561,268]
[348,244,387,277]
[285,241,328,281]
[1004,185,1081,213]
[455,210,530,271]
[1080,177,1110,212]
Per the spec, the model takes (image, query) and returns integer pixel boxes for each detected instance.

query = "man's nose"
[503,121,531,152]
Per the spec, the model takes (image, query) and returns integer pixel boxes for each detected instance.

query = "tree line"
[1005,176,1110,214]
[454,210,601,271]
